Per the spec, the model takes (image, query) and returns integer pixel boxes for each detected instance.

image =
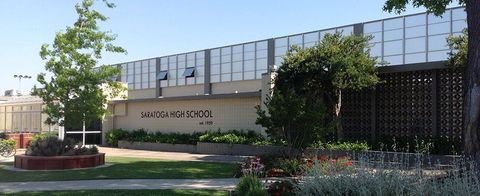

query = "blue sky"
[0,0,428,94]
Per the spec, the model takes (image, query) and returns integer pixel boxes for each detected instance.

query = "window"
[364,21,382,33]
[428,22,450,35]
[384,29,403,41]
[182,67,195,78]
[428,12,450,24]
[336,26,353,36]
[405,14,426,27]
[384,18,403,30]
[157,71,168,80]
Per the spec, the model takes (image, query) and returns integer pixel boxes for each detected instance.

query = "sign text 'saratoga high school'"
[140,110,214,119]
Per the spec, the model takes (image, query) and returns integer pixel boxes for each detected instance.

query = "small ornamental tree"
[256,33,380,151]
[317,33,380,139]
[32,0,126,132]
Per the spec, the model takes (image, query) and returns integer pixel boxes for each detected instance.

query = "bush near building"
[105,129,267,147]
[106,129,461,155]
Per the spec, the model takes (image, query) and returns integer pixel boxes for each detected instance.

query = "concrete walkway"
[98,147,247,163]
[0,178,239,193]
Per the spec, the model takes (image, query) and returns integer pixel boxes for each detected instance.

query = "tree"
[447,29,468,69]
[256,33,380,151]
[32,0,126,134]
[317,33,380,139]
[383,0,480,159]
[255,46,329,152]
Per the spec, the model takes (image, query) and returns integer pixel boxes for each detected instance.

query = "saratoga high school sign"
[140,110,213,119]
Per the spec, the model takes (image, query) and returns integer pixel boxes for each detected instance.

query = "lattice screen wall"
[342,68,463,141]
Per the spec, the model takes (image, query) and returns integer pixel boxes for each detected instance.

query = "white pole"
[82,119,86,146]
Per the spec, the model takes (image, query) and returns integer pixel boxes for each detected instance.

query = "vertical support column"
[431,69,438,138]
[155,58,162,97]
[353,23,363,36]
[267,39,275,73]
[204,49,211,95]
[370,88,377,142]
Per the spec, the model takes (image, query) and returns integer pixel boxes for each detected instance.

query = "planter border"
[117,140,460,165]
[118,140,196,153]
[14,153,105,170]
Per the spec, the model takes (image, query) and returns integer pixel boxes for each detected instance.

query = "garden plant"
[235,156,268,196]
[26,133,98,156]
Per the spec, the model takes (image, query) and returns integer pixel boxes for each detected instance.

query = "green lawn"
[0,156,238,182]
[4,189,228,196]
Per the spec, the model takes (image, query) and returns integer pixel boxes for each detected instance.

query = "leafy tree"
[256,33,380,151]
[318,33,380,139]
[447,29,468,69]
[383,0,480,159]
[32,0,126,131]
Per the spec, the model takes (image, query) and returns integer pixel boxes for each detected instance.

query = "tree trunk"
[335,89,344,139]
[463,1,480,162]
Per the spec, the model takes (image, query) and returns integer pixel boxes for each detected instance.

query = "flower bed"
[13,133,104,170]
[14,153,105,170]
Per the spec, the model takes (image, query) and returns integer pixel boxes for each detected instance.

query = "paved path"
[99,147,247,163]
[0,178,239,193]
[0,156,12,163]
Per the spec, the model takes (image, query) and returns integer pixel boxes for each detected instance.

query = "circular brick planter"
[14,153,105,170]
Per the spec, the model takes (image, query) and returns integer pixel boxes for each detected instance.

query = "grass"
[0,156,238,182]
[3,189,228,196]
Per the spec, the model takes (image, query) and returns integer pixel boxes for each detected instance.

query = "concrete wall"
[110,96,262,134]
[211,80,262,95]
[162,85,204,97]
[128,89,156,99]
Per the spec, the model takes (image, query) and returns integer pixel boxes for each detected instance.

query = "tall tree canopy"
[383,0,480,158]
[32,0,126,129]
[256,33,379,151]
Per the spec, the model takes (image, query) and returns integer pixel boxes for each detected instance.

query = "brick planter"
[14,153,105,170]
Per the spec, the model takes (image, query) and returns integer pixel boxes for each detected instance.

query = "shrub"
[235,176,267,196]
[275,158,305,177]
[0,139,16,150]
[295,156,480,195]
[240,156,265,177]
[372,136,461,155]
[126,129,149,142]
[107,129,268,146]
[199,130,266,145]
[322,141,369,151]
[0,132,6,139]
[267,180,296,196]
[26,134,98,156]
[26,136,64,156]
[212,133,248,144]
[105,129,129,147]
